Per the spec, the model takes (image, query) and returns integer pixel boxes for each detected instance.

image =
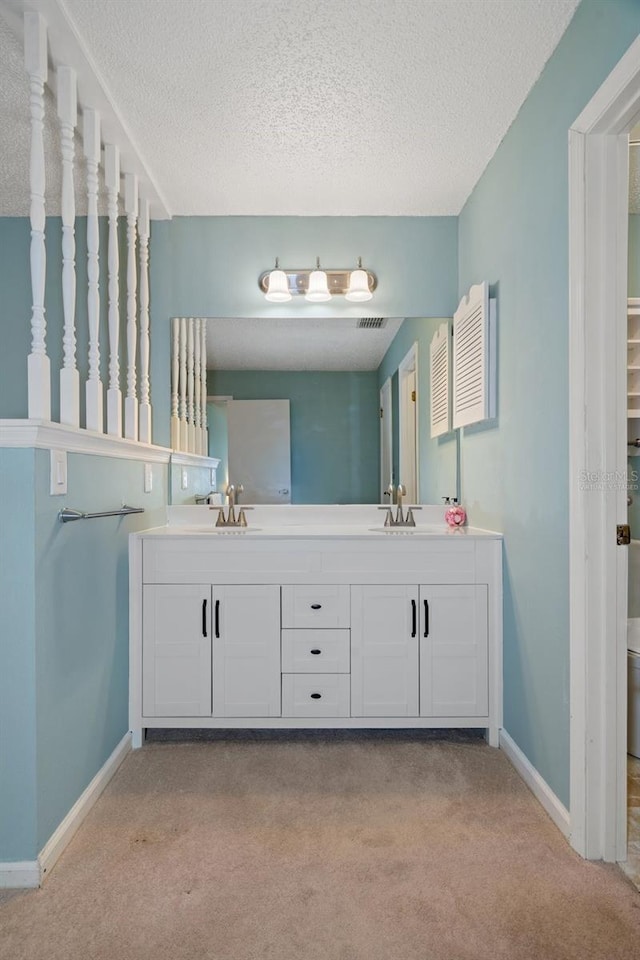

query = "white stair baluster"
[187,318,195,453]
[84,108,103,433]
[194,318,202,455]
[200,319,208,456]
[138,197,152,443]
[124,173,139,441]
[105,144,122,437]
[57,66,79,427]
[25,12,50,421]
[170,317,180,449]
[179,317,188,451]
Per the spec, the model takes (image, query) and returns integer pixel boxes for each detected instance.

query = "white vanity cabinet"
[130,528,502,747]
[142,583,280,719]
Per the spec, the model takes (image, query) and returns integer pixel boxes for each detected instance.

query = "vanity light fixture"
[259,257,377,302]
[345,257,373,302]
[305,257,331,302]
[264,258,292,303]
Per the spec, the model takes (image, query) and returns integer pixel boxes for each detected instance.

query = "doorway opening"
[398,343,419,503]
[568,34,640,863]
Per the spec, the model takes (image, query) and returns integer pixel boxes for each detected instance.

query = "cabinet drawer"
[282,674,350,717]
[281,585,350,628]
[281,630,350,673]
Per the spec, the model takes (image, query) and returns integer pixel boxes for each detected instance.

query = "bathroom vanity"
[129,506,503,747]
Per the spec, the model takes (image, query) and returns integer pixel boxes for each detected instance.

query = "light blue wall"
[0,449,167,861]
[377,318,458,505]
[150,217,458,447]
[208,370,379,503]
[169,460,219,505]
[0,449,37,860]
[458,0,640,808]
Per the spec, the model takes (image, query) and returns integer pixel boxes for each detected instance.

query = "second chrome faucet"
[379,483,421,527]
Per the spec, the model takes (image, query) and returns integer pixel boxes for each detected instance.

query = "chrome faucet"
[378,482,421,527]
[211,483,249,527]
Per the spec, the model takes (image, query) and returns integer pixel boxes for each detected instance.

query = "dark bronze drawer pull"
[310,693,322,699]
[310,603,322,610]
[310,649,322,655]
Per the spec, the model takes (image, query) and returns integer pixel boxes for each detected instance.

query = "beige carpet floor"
[2,736,640,960]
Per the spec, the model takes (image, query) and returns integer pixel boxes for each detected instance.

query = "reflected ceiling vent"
[357,317,386,329]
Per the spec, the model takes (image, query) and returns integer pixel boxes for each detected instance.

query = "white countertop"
[136,504,502,540]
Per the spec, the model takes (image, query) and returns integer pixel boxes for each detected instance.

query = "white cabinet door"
[213,585,281,716]
[142,584,212,717]
[420,585,488,717]
[351,585,419,716]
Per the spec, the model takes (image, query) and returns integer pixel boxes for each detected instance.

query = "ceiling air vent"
[357,317,386,329]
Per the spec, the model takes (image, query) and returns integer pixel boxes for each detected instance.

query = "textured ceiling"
[204,316,404,371]
[0,0,580,217]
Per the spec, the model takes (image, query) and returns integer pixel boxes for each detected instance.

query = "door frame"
[398,343,419,502]
[568,34,640,861]
[379,376,393,502]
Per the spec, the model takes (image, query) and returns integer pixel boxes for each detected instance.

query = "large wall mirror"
[169,315,459,505]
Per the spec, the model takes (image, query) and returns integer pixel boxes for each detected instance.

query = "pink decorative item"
[445,504,467,527]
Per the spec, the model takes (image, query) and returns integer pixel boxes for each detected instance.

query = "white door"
[420,585,488,717]
[227,399,291,503]
[142,584,212,717]
[213,585,281,716]
[380,377,393,503]
[399,345,418,503]
[351,584,419,716]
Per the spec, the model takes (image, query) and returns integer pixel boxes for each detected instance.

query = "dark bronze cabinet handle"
[215,599,220,638]
[202,598,208,638]
[424,599,429,638]
[310,603,322,610]
[310,693,322,699]
[310,649,322,655]
[411,598,416,638]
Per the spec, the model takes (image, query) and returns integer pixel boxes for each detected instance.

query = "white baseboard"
[0,861,40,889]
[38,731,132,883]
[499,729,570,838]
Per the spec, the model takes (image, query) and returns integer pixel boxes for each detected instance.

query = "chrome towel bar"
[58,505,145,523]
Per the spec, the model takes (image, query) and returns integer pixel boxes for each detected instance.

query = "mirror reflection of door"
[226,399,292,504]
[379,377,393,503]
[399,344,418,503]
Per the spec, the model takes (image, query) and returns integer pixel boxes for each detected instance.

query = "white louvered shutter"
[430,321,451,437]
[453,282,496,428]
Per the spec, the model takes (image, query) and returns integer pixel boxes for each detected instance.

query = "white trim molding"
[169,451,220,470]
[568,33,640,861]
[0,861,40,890]
[500,729,570,839]
[0,732,131,888]
[0,420,172,464]
[38,732,131,882]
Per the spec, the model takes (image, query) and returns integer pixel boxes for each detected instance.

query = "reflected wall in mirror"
[170,316,459,505]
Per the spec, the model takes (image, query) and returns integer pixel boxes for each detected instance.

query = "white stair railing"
[124,174,138,441]
[187,318,195,453]
[200,319,208,456]
[179,318,188,451]
[84,108,103,433]
[138,198,152,443]
[170,317,180,450]
[105,144,122,437]
[57,65,79,427]
[25,12,50,421]
[194,318,202,455]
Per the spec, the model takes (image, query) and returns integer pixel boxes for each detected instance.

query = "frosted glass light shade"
[305,269,332,302]
[265,269,292,302]
[345,268,373,302]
